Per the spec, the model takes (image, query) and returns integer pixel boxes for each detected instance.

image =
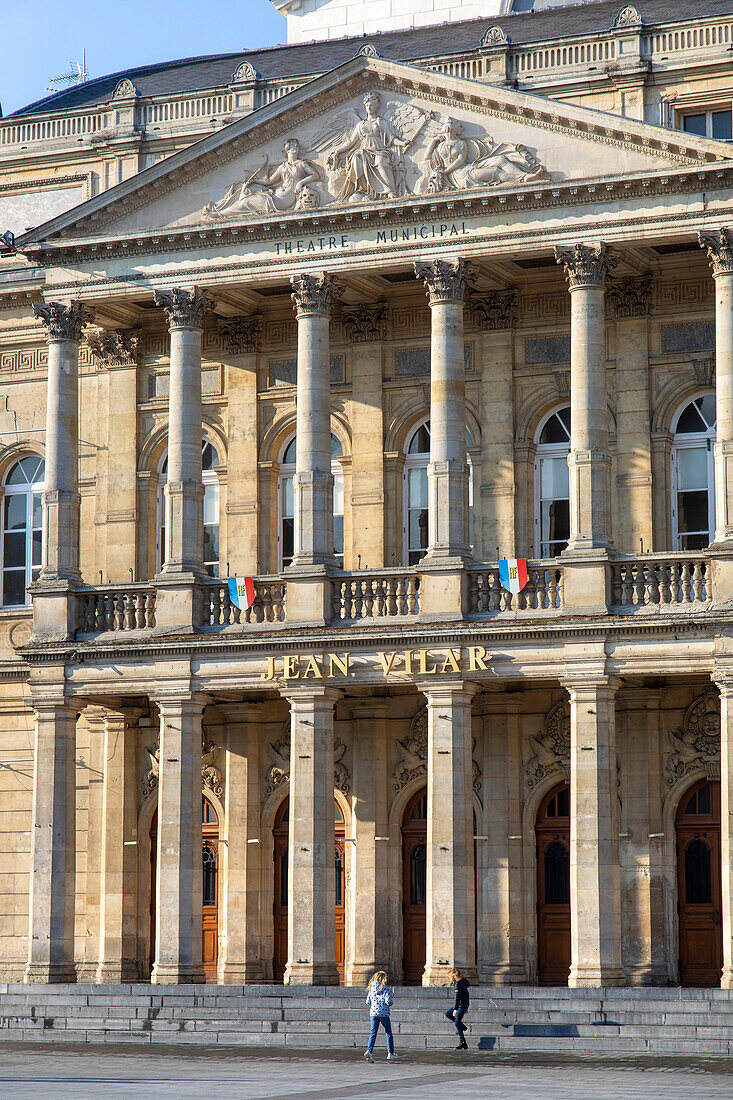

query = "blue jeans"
[446,1007,468,1038]
[367,1014,394,1054]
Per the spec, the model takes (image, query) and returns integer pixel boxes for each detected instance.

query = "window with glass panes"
[157,440,220,575]
[671,394,716,550]
[682,108,732,141]
[278,433,344,570]
[535,407,571,558]
[403,421,474,565]
[1,455,44,606]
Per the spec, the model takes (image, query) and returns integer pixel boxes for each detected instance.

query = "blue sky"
[2,0,286,115]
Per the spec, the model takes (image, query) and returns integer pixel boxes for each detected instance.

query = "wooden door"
[402,788,427,984]
[202,797,219,983]
[536,783,571,985]
[149,811,157,977]
[272,796,346,983]
[677,779,722,987]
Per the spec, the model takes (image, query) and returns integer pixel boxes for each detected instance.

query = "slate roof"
[12,0,733,117]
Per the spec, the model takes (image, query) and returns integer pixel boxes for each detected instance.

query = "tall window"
[671,394,716,550]
[2,455,44,606]
[278,433,344,570]
[403,421,473,566]
[535,407,571,559]
[157,440,220,576]
[681,107,732,142]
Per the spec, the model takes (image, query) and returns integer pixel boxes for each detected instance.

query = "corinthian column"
[154,288,210,575]
[415,260,474,560]
[555,245,614,553]
[33,302,90,582]
[290,273,337,568]
[700,229,733,544]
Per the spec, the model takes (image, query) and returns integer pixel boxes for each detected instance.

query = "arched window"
[277,433,344,570]
[403,420,473,565]
[671,394,716,550]
[157,439,220,576]
[2,455,44,606]
[535,407,571,559]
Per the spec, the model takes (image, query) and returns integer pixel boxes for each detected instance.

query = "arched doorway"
[536,782,571,985]
[148,796,220,983]
[401,788,427,984]
[272,796,346,983]
[676,778,722,986]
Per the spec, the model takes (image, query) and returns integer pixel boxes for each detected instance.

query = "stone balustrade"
[612,555,712,609]
[76,584,156,634]
[202,578,286,628]
[332,569,421,622]
[469,563,564,615]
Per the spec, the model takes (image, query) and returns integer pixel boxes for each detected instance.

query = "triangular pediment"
[17,55,733,251]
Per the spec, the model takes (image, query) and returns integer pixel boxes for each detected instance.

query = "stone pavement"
[2,1044,733,1100]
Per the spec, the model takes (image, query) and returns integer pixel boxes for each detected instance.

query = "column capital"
[560,674,621,697]
[217,314,262,354]
[470,288,518,330]
[414,258,476,304]
[555,243,614,289]
[712,669,733,693]
[154,286,211,329]
[606,274,653,318]
[34,301,92,341]
[419,679,479,703]
[280,683,342,706]
[290,272,338,317]
[699,228,733,276]
[342,302,388,342]
[86,326,141,366]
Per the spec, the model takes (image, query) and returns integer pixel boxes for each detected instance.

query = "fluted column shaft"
[415,260,473,559]
[556,246,614,552]
[290,274,336,568]
[714,671,733,987]
[34,303,88,581]
[154,288,209,575]
[701,230,733,543]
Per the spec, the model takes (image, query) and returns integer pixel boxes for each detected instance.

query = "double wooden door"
[536,783,571,985]
[677,779,723,986]
[402,789,427,984]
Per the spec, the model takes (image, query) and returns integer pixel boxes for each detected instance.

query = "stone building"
[3,0,733,989]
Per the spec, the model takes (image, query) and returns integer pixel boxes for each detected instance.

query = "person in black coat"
[445,968,470,1049]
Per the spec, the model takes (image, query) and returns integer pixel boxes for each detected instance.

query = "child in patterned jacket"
[364,971,397,1062]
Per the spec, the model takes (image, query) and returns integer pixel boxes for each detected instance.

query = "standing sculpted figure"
[327,91,408,201]
[203,138,321,218]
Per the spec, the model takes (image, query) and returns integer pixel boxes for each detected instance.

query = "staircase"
[1,984,733,1054]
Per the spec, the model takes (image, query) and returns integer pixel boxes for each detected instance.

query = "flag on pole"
[498,558,528,594]
[228,576,256,610]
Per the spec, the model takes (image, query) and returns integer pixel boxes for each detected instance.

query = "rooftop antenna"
[45,48,88,93]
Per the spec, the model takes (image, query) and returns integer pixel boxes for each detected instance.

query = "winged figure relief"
[417,116,549,195]
[202,139,323,220]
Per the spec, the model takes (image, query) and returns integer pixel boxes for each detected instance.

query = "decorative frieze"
[555,243,614,289]
[526,700,570,789]
[699,227,733,277]
[525,335,571,365]
[290,272,337,317]
[471,289,518,330]
[607,275,653,318]
[693,357,715,386]
[665,687,720,786]
[217,314,262,354]
[33,300,91,341]
[86,327,140,365]
[661,322,715,354]
[342,302,388,343]
[154,287,210,329]
[415,258,475,304]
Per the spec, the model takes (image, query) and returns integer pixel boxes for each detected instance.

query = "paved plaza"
[1,1045,733,1100]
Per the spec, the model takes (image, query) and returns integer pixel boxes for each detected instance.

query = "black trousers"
[446,1007,468,1036]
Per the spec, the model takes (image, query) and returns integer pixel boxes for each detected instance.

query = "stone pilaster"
[150,694,206,984]
[555,244,614,554]
[77,707,105,982]
[421,681,477,985]
[414,260,474,561]
[24,687,78,983]
[218,703,264,983]
[289,274,337,569]
[282,684,341,985]
[154,288,210,576]
[220,317,261,577]
[345,700,390,986]
[714,670,733,988]
[34,301,90,583]
[700,229,733,545]
[563,669,623,987]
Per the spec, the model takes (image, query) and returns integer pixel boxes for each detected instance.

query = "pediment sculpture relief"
[665,687,720,786]
[201,92,553,222]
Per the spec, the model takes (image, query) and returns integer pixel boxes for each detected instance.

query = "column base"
[150,963,206,985]
[24,962,77,984]
[423,964,478,987]
[344,963,381,986]
[569,965,625,988]
[217,962,264,985]
[478,964,529,986]
[721,967,733,989]
[284,962,340,986]
[95,961,139,983]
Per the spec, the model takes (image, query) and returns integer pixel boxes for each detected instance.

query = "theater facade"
[5,10,733,990]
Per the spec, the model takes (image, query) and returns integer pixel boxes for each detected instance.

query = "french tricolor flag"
[228,575,256,610]
[498,558,528,594]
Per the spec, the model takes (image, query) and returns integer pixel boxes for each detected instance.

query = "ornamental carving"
[264,724,351,796]
[393,708,482,795]
[693,357,715,386]
[34,301,92,341]
[218,314,262,354]
[555,243,615,289]
[142,738,159,799]
[699,228,733,276]
[199,93,553,221]
[357,43,383,58]
[154,287,211,328]
[613,5,643,28]
[86,327,140,365]
[481,25,510,47]
[415,258,476,304]
[140,732,223,799]
[113,79,139,99]
[342,302,388,342]
[526,700,570,789]
[290,272,338,316]
[232,61,260,82]
[665,687,720,787]
[607,275,653,318]
[471,289,518,330]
